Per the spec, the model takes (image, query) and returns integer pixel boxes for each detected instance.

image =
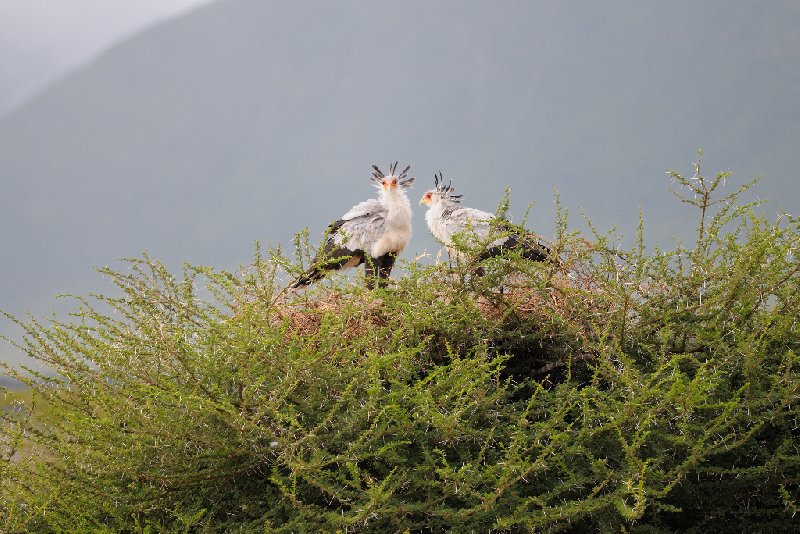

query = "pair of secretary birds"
[290,162,551,290]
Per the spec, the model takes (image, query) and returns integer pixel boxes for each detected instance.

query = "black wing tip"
[478,232,552,264]
[519,239,551,262]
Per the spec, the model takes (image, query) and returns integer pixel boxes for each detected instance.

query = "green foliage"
[2,157,799,532]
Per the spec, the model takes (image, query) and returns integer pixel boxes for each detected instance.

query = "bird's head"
[371,162,415,192]
[420,172,462,206]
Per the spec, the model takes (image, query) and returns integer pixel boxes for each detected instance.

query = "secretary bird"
[419,173,550,272]
[291,162,414,289]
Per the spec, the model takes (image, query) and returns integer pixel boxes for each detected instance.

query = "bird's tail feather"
[289,270,322,289]
[289,251,364,289]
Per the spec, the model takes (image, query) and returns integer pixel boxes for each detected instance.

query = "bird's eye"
[391,179,398,187]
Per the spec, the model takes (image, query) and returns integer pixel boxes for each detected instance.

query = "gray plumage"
[420,173,550,267]
[291,163,414,289]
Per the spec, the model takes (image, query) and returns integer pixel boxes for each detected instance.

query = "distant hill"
[1,0,799,362]
[0,375,23,390]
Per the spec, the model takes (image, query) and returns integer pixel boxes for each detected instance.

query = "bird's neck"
[380,190,412,226]
[425,200,456,243]
[426,199,453,221]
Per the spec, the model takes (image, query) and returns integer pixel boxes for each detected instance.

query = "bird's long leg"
[364,254,396,289]
[364,256,378,289]
[377,253,396,288]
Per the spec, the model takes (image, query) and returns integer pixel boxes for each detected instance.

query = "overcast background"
[1,1,799,373]
[0,0,213,117]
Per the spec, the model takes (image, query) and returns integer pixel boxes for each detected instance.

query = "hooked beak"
[419,195,430,206]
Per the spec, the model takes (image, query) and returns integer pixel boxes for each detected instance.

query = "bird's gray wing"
[438,205,550,266]
[333,198,386,252]
[444,206,494,243]
[341,198,382,221]
[292,199,387,288]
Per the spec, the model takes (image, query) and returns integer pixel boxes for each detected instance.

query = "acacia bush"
[1,159,799,532]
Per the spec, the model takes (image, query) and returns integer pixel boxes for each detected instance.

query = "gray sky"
[0,0,214,116]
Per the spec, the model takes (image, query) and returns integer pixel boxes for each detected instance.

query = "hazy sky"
[1,0,798,372]
[0,0,214,115]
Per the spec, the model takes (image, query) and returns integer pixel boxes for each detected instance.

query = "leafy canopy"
[2,155,799,532]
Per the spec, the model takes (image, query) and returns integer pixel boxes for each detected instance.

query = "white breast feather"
[370,192,412,257]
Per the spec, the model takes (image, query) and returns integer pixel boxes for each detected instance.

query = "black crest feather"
[433,171,463,202]
[371,162,414,189]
